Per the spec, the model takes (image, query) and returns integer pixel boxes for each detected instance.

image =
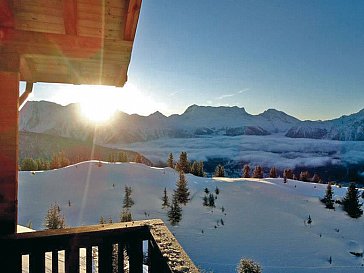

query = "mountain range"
[19,101,364,143]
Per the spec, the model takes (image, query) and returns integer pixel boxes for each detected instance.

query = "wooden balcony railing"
[0,219,200,273]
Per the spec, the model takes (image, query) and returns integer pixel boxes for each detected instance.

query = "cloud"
[238,88,250,94]
[118,135,364,171]
[217,94,235,100]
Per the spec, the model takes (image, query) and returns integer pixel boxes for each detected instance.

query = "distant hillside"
[19,131,152,166]
[19,101,364,142]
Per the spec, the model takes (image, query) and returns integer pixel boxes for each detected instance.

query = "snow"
[19,161,364,273]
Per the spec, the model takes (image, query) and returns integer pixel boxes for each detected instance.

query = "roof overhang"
[0,0,142,87]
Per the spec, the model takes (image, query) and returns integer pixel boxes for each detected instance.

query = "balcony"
[0,219,199,273]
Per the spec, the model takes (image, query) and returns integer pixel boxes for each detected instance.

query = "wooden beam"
[63,0,78,35]
[0,71,19,236]
[124,0,142,41]
[0,27,133,58]
[0,0,14,27]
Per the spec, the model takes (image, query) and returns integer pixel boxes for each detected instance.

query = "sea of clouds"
[117,134,364,170]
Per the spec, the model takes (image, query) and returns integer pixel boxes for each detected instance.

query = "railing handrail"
[0,219,200,273]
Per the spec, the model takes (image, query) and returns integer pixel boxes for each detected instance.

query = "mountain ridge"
[20,101,364,142]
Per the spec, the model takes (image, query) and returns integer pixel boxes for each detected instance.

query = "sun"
[78,86,119,123]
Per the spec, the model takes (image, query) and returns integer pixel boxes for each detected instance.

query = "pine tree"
[236,258,262,273]
[299,171,310,182]
[208,193,215,207]
[198,161,205,177]
[175,171,190,205]
[311,173,321,183]
[252,166,263,178]
[44,203,65,229]
[204,188,209,194]
[215,186,220,195]
[167,153,174,168]
[190,161,199,176]
[242,164,250,178]
[342,183,363,218]
[162,187,170,208]
[283,168,293,179]
[168,193,182,226]
[99,216,106,224]
[214,164,225,177]
[269,167,277,178]
[120,209,132,222]
[178,152,189,173]
[322,183,334,209]
[135,154,142,163]
[123,186,135,208]
[203,195,209,206]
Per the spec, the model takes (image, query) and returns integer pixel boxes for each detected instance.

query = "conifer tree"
[167,153,174,168]
[135,154,142,163]
[322,182,334,209]
[162,187,170,208]
[190,161,199,176]
[99,216,106,224]
[214,164,225,177]
[269,167,277,178]
[242,164,250,178]
[204,188,209,194]
[178,152,189,173]
[283,168,293,179]
[236,258,262,273]
[215,186,220,195]
[208,193,215,207]
[175,171,190,205]
[168,193,182,226]
[203,195,209,206]
[299,171,310,182]
[342,183,363,218]
[252,166,263,178]
[311,173,321,183]
[123,186,134,208]
[44,203,65,229]
[120,209,132,222]
[198,161,204,177]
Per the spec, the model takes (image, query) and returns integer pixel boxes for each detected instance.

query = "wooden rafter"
[63,0,78,35]
[124,0,142,41]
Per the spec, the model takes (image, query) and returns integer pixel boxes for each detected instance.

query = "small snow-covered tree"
[342,183,363,218]
[242,164,250,178]
[44,203,65,229]
[236,258,262,273]
[175,171,190,205]
[168,193,182,225]
[203,195,209,206]
[208,193,215,207]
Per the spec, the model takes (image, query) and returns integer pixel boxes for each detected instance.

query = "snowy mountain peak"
[148,111,167,119]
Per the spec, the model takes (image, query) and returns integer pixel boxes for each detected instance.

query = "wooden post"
[0,71,19,236]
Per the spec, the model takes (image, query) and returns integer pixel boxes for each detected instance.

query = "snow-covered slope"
[286,109,364,141]
[19,162,364,273]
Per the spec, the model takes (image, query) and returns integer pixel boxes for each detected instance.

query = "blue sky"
[26,0,364,120]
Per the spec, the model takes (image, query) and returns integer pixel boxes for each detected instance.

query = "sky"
[24,0,364,120]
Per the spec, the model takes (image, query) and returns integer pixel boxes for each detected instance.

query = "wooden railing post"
[127,239,143,273]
